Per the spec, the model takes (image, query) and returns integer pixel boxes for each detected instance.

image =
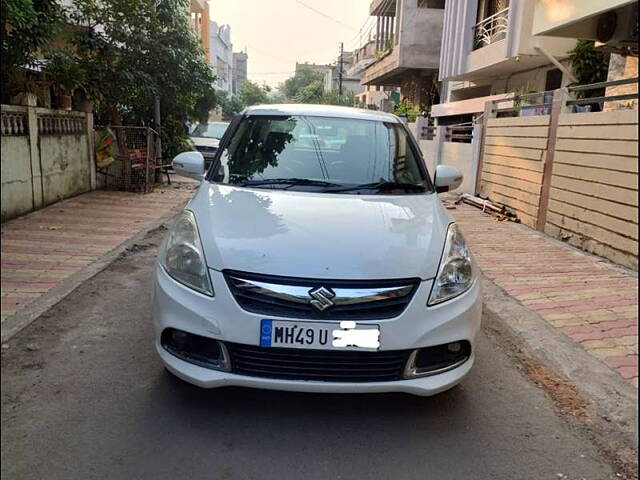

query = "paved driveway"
[1,229,621,480]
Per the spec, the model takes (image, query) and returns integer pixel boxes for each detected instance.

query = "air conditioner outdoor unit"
[595,3,639,55]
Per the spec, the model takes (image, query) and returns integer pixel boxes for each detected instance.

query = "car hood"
[188,183,452,281]
[190,137,220,148]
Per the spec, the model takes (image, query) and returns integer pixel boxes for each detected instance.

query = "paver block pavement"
[1,180,197,335]
[448,199,638,385]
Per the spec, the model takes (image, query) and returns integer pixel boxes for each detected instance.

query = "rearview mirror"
[434,165,463,193]
[173,151,205,180]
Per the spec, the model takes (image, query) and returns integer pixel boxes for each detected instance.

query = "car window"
[191,123,229,139]
[211,115,430,193]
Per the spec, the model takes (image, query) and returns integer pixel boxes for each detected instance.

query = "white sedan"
[154,104,481,397]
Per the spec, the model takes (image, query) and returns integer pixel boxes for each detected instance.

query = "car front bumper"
[152,265,482,397]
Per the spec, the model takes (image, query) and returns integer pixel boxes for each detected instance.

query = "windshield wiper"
[237,178,341,188]
[323,181,427,193]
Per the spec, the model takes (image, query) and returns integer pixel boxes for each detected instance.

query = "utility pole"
[338,42,344,96]
[154,95,162,165]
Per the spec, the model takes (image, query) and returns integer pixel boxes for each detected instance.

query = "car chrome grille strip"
[224,271,419,320]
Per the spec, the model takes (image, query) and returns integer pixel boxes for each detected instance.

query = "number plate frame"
[259,319,380,351]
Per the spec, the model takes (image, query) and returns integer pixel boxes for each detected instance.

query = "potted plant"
[8,68,41,106]
[43,51,86,111]
[568,40,610,113]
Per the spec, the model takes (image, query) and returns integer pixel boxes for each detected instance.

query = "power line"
[295,0,358,32]
[349,0,394,50]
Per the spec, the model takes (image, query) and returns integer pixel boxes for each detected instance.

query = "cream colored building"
[434,0,638,122]
[435,0,577,123]
[532,0,637,52]
[531,0,638,111]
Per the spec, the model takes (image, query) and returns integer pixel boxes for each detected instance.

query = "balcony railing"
[473,7,509,50]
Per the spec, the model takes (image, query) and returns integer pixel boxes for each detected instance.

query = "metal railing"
[445,122,473,143]
[490,90,554,117]
[421,125,437,140]
[94,125,160,193]
[473,7,509,50]
[485,77,638,118]
[566,76,638,110]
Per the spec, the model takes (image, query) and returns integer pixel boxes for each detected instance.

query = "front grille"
[224,270,419,320]
[226,342,411,382]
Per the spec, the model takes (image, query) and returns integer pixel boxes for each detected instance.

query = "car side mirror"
[434,165,463,193]
[173,151,205,180]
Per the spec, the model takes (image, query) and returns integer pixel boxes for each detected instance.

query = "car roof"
[243,104,401,123]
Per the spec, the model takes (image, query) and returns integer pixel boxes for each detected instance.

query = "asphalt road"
[1,229,621,480]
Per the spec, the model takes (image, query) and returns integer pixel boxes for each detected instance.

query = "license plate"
[259,319,380,351]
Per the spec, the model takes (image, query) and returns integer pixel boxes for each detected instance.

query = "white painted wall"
[416,125,481,194]
[1,105,92,222]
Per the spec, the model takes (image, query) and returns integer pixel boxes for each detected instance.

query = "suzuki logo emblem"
[308,286,336,311]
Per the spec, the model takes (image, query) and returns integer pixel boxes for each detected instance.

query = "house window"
[544,68,563,91]
[474,0,510,50]
[418,0,445,7]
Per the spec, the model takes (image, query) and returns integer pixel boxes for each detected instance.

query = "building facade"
[232,51,248,94]
[433,0,578,124]
[189,0,211,60]
[326,51,366,96]
[209,21,233,94]
[360,0,445,109]
[433,0,638,123]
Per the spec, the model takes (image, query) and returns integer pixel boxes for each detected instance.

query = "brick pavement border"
[1,202,185,343]
[481,276,638,475]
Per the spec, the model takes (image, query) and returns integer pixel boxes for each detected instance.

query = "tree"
[321,89,355,107]
[280,66,324,99]
[65,0,217,160]
[1,0,63,101]
[216,89,244,119]
[238,80,270,107]
[294,79,324,103]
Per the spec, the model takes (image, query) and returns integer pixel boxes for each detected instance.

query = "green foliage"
[279,66,355,106]
[215,89,242,119]
[393,100,420,122]
[1,0,63,99]
[238,80,270,107]
[569,40,610,98]
[320,89,355,107]
[280,66,324,99]
[65,0,217,160]
[43,50,86,95]
[215,82,271,120]
[294,79,324,103]
[386,34,394,51]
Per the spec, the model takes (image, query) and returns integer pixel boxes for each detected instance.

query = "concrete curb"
[481,276,638,474]
[1,203,186,344]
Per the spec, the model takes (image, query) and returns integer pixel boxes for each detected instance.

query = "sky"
[209,0,374,88]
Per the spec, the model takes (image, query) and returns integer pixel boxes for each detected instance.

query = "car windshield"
[191,122,229,139]
[210,115,431,194]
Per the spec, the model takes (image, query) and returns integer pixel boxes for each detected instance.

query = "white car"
[189,121,230,170]
[154,104,481,397]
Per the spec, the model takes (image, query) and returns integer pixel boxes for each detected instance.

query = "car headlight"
[428,223,475,305]
[160,210,214,296]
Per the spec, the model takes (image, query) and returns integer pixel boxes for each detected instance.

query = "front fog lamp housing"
[428,223,475,305]
[160,210,214,296]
